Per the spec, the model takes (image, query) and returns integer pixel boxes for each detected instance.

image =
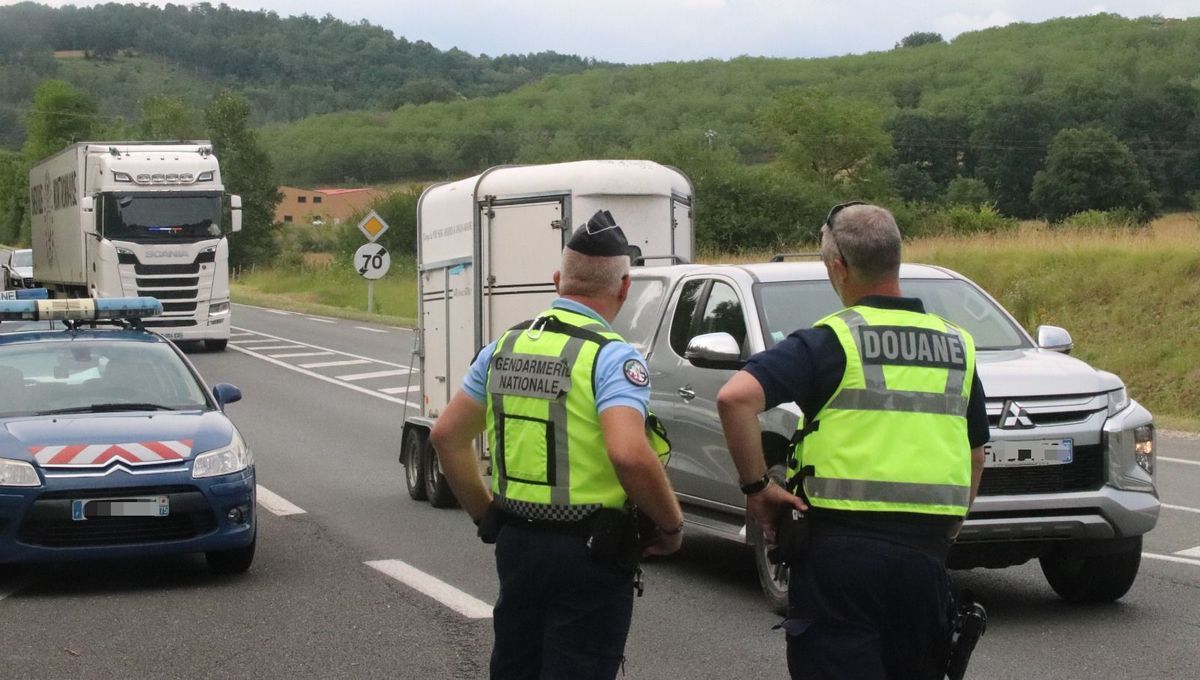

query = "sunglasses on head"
[822,201,866,265]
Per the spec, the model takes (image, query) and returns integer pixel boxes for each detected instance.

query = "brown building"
[276,186,386,226]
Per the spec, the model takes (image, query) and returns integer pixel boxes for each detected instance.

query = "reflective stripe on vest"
[486,308,629,522]
[795,306,975,516]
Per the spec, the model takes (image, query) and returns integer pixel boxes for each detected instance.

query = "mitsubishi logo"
[999,400,1035,429]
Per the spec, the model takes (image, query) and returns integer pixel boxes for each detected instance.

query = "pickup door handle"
[677,386,696,401]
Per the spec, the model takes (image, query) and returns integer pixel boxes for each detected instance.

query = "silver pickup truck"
[612,260,1159,610]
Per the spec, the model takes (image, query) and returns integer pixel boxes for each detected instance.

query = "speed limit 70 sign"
[354,243,391,280]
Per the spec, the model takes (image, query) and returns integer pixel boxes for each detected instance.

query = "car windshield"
[0,338,210,417]
[10,250,31,268]
[101,192,223,242]
[757,278,1031,351]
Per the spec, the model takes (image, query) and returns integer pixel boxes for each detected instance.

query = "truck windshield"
[757,279,1031,351]
[101,193,222,242]
[10,250,31,268]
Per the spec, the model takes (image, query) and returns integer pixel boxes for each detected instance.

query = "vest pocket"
[498,413,556,486]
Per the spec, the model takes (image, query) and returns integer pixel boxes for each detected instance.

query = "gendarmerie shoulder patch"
[623,359,649,386]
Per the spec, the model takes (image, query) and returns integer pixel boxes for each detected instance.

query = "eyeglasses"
[822,201,866,266]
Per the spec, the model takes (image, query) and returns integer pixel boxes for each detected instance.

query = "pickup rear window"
[612,278,668,353]
[757,279,1031,351]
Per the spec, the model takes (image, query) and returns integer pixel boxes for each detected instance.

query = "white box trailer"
[401,160,694,506]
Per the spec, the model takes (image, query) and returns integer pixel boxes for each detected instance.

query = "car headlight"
[192,432,253,478]
[1106,387,1130,417]
[0,458,41,487]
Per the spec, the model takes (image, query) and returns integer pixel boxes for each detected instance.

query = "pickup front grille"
[16,485,217,548]
[978,444,1105,495]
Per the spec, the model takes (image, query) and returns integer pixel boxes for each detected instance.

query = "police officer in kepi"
[716,203,990,680]
[430,209,685,680]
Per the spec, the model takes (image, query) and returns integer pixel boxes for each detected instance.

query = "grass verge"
[231,262,417,327]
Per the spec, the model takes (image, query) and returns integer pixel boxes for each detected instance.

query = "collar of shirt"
[856,294,926,314]
[550,297,612,329]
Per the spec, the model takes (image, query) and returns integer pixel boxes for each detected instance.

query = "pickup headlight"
[1106,387,1130,417]
[1134,424,1155,475]
[192,432,253,478]
[0,458,41,487]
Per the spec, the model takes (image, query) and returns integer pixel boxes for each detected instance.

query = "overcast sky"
[6,0,1197,63]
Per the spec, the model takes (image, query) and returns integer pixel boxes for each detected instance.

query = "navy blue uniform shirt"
[743,294,990,557]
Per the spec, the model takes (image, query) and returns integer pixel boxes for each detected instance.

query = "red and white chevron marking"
[29,440,194,467]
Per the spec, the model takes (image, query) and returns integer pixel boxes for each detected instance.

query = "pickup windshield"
[101,192,222,242]
[757,279,1031,351]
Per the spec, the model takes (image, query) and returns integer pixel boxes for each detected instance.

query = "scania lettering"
[29,142,243,351]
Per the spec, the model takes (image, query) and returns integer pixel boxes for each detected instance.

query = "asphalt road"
[2,302,1199,679]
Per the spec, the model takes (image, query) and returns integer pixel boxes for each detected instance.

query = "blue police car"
[0,293,256,573]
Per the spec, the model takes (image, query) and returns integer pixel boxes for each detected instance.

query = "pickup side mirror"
[212,382,243,408]
[229,194,243,234]
[685,332,745,370]
[1036,325,1073,354]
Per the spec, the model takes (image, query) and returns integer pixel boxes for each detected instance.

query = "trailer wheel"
[403,429,428,501]
[423,438,458,509]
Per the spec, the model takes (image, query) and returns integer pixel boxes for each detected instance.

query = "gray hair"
[559,248,629,297]
[819,204,902,283]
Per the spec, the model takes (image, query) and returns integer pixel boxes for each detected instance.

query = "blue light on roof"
[0,297,162,322]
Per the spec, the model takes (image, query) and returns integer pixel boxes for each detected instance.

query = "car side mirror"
[685,332,744,370]
[213,383,242,407]
[1036,325,1073,354]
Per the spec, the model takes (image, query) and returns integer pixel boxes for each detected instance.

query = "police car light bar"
[0,296,162,322]
[0,288,49,301]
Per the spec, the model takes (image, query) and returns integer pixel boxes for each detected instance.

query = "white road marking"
[256,485,306,516]
[229,332,256,338]
[380,385,420,395]
[337,368,412,381]
[228,345,417,408]
[0,579,28,603]
[1143,552,1200,568]
[267,309,292,316]
[267,351,335,359]
[355,326,389,334]
[1160,456,1200,467]
[230,326,411,368]
[1176,546,1200,559]
[232,338,281,345]
[365,560,493,619]
[306,317,336,324]
[300,359,372,369]
[244,344,306,351]
[1163,503,1200,515]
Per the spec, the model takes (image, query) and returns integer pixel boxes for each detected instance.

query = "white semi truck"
[28,142,242,350]
[400,160,695,507]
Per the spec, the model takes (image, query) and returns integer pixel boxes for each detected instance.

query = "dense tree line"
[0,2,609,135]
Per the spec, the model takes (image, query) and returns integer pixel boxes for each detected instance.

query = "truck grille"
[140,288,195,300]
[979,444,1105,495]
[135,262,200,276]
[159,302,198,313]
[137,277,199,288]
[144,319,198,328]
[16,485,217,548]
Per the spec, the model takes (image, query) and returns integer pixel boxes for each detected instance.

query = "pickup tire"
[422,438,458,509]
[749,518,789,615]
[403,429,429,501]
[206,531,256,574]
[1039,536,1142,603]
[204,339,229,352]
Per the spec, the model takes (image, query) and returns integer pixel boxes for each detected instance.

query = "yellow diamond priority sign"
[357,209,390,242]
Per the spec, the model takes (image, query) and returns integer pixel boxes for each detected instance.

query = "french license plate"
[71,496,170,521]
[162,332,184,340]
[984,439,1073,468]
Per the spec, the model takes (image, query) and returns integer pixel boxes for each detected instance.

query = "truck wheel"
[403,429,428,501]
[423,438,458,509]
[749,518,789,615]
[1040,537,1142,603]
[205,339,229,352]
[206,532,256,575]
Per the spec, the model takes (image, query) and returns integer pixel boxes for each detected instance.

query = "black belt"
[498,510,596,536]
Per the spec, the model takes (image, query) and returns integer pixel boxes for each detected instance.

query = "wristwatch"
[739,473,771,495]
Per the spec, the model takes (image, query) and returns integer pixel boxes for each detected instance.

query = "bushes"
[893,203,1016,238]
[1056,208,1148,230]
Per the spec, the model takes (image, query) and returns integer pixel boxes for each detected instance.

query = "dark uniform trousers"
[785,534,952,680]
[490,523,634,680]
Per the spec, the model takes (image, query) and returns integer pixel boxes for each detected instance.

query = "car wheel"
[423,438,457,509]
[205,339,229,352]
[206,532,256,575]
[1040,536,1142,603]
[749,517,789,615]
[403,429,428,501]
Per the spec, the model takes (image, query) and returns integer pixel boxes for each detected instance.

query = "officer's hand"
[748,482,808,543]
[643,527,683,557]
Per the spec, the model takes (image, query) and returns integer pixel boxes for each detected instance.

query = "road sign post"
[355,210,392,313]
